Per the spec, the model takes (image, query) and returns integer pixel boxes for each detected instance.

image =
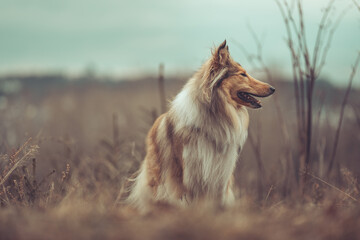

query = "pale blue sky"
[0,0,359,86]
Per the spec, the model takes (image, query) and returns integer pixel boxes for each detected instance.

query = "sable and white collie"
[127,40,275,212]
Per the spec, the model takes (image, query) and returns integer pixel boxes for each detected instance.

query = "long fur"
[126,40,273,213]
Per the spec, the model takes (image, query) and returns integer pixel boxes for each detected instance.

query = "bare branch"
[317,5,351,76]
[353,0,360,11]
[327,52,360,176]
[276,0,303,135]
[297,0,311,74]
[312,0,336,73]
[352,105,360,128]
[275,0,350,194]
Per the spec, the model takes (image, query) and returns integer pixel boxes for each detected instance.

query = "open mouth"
[237,92,262,108]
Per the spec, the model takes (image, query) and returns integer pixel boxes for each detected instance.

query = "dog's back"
[127,40,274,213]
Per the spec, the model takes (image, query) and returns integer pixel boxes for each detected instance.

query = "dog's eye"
[240,73,247,77]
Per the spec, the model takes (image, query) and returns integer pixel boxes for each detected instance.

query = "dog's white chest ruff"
[172,87,248,200]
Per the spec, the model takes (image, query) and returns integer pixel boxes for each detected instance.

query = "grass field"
[0,73,360,239]
[1,0,360,238]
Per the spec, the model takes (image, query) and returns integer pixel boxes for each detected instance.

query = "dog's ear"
[200,40,230,102]
[213,40,229,66]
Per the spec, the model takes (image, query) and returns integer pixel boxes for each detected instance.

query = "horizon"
[0,0,359,87]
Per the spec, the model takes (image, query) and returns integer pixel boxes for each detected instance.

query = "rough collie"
[127,40,275,212]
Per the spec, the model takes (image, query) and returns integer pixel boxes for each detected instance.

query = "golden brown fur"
[127,40,274,213]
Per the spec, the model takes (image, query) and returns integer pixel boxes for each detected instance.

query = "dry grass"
[0,76,360,239]
[0,1,359,236]
[1,200,360,240]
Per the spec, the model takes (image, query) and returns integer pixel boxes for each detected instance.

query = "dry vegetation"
[1,0,360,239]
[0,75,359,239]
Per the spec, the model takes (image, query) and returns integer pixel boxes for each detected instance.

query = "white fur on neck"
[171,81,248,203]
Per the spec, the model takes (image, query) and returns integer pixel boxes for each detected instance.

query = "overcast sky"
[0,0,359,86]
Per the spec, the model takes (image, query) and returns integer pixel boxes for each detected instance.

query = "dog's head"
[206,40,275,109]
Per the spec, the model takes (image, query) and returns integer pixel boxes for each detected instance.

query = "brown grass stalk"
[327,53,360,176]
[0,140,38,186]
[276,0,347,194]
[352,105,360,128]
[158,63,166,114]
[305,171,358,202]
[248,128,265,199]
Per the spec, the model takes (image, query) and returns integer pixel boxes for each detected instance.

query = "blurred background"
[0,0,360,204]
[0,0,359,85]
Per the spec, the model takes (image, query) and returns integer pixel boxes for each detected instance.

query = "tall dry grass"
[0,77,360,239]
[0,0,360,238]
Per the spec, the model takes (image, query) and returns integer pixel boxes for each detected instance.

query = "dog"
[127,40,275,213]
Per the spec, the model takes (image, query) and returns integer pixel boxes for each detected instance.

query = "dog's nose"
[269,86,275,93]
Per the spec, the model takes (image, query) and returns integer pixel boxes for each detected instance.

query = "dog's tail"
[123,163,152,213]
